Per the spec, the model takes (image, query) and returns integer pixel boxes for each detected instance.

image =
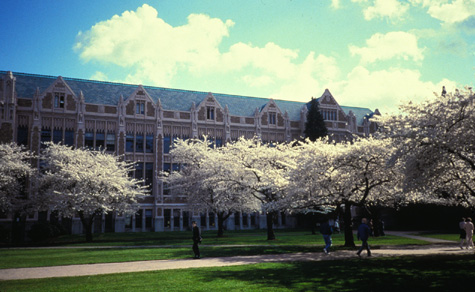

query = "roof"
[340,106,374,125]
[2,71,372,124]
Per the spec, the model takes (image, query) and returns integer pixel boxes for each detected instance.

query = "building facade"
[0,71,378,234]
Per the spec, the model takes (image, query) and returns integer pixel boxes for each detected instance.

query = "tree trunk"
[310,213,318,235]
[266,212,276,240]
[79,212,95,242]
[217,211,231,237]
[343,202,355,247]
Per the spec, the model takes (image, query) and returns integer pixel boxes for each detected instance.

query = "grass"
[1,254,474,291]
[0,231,428,269]
[44,229,430,247]
[412,232,459,242]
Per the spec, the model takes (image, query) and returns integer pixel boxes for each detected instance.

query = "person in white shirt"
[463,217,474,249]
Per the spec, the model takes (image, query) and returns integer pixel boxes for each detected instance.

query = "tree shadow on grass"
[191,255,475,291]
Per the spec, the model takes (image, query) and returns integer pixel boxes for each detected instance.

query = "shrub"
[27,222,60,243]
[0,224,11,244]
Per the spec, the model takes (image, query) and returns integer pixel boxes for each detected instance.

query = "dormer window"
[323,110,337,121]
[207,107,215,120]
[136,101,145,115]
[268,112,276,125]
[54,93,65,108]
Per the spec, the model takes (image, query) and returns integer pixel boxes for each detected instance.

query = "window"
[106,133,115,152]
[146,134,153,153]
[85,132,94,149]
[164,136,171,153]
[136,101,145,115]
[54,93,65,108]
[125,215,133,229]
[41,128,51,148]
[323,110,337,121]
[207,107,215,120]
[164,209,171,228]
[126,133,134,152]
[145,163,154,191]
[183,211,190,228]
[17,126,28,146]
[234,212,240,226]
[135,209,143,229]
[64,130,74,147]
[135,162,144,180]
[215,138,223,148]
[95,132,105,150]
[136,134,144,153]
[163,163,171,195]
[163,163,171,173]
[53,129,62,144]
[145,209,153,229]
[173,209,180,229]
[269,112,276,125]
[242,213,248,226]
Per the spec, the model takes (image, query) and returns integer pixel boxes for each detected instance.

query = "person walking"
[191,221,202,259]
[356,218,372,257]
[464,217,474,249]
[320,219,333,254]
[459,217,467,249]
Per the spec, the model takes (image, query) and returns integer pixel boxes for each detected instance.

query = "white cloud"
[75,4,234,86]
[349,31,425,64]
[329,66,459,113]
[90,71,108,81]
[269,53,341,101]
[410,0,475,24]
[351,0,409,21]
[74,4,341,102]
[73,3,463,116]
[218,42,299,79]
[330,0,341,9]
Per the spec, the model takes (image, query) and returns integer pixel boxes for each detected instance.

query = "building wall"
[0,71,377,233]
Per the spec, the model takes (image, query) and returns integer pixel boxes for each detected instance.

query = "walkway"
[384,231,456,244]
[0,232,465,281]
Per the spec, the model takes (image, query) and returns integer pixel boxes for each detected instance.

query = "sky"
[1,0,474,113]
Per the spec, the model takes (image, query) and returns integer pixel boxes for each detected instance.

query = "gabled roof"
[2,71,373,124]
[340,106,374,125]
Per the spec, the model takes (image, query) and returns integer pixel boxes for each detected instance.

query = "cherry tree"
[165,138,252,237]
[378,89,475,206]
[376,88,475,207]
[39,143,146,242]
[0,143,36,213]
[221,137,295,240]
[289,137,402,246]
[333,137,402,246]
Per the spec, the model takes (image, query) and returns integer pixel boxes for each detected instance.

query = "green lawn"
[1,254,474,291]
[40,229,429,247]
[413,232,459,242]
[0,231,427,269]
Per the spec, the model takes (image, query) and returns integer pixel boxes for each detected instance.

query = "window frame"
[268,112,277,125]
[207,106,215,120]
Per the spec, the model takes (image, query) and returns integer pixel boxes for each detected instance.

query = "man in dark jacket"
[356,218,372,257]
[192,221,201,259]
[320,219,333,254]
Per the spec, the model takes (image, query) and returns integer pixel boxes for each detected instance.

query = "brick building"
[0,71,378,234]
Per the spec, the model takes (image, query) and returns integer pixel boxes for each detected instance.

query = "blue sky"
[1,0,474,112]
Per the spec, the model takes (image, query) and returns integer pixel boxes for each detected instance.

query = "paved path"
[0,232,465,281]
[384,231,457,244]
